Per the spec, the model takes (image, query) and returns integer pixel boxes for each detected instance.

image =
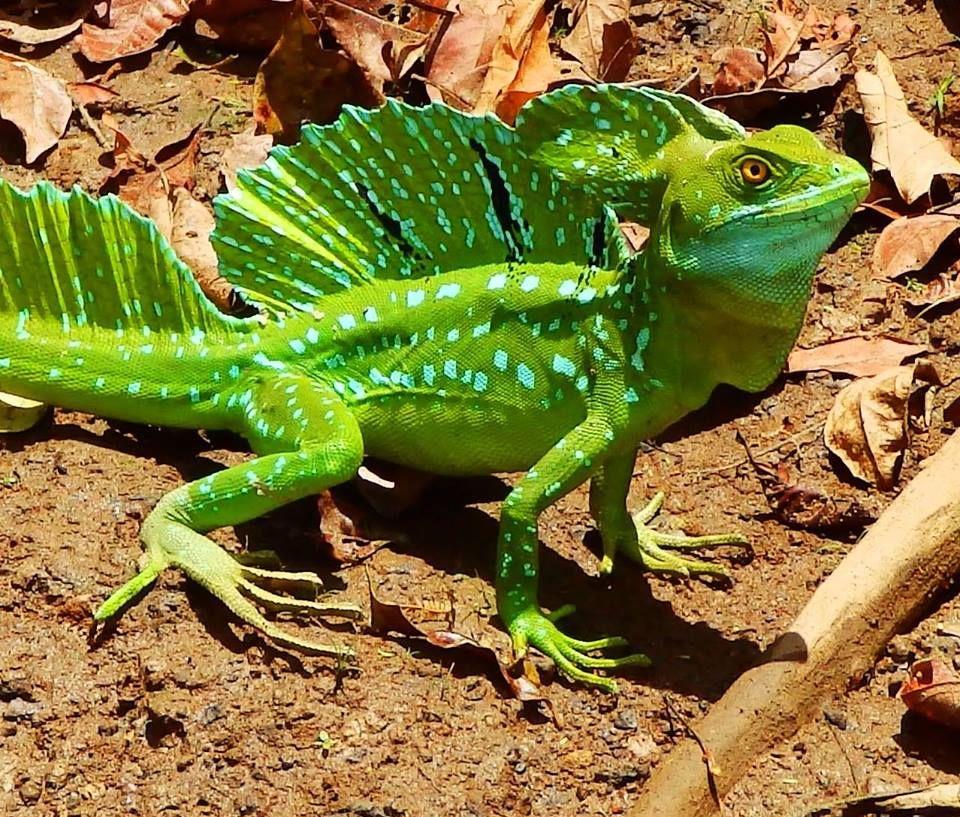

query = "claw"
[508,608,649,692]
[94,525,359,658]
[619,493,749,578]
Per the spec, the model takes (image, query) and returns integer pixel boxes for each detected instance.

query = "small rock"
[4,698,42,721]
[614,709,638,731]
[18,779,41,804]
[197,703,223,726]
[823,705,847,730]
[886,636,913,664]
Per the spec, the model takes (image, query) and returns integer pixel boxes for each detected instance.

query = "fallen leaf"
[0,55,72,163]
[67,81,120,106]
[78,0,191,63]
[711,47,766,95]
[0,1,92,44]
[425,0,507,109]
[221,126,273,192]
[901,659,960,730]
[100,121,201,238]
[253,0,382,139]
[191,0,295,50]
[760,0,858,93]
[873,214,960,279]
[0,392,47,434]
[473,0,552,118]
[367,573,556,714]
[322,0,450,92]
[856,50,960,204]
[801,784,960,817]
[493,3,559,123]
[561,0,638,82]
[906,269,960,313]
[823,362,939,489]
[787,336,927,377]
[169,188,235,312]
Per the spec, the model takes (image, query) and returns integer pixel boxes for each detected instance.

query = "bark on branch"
[630,431,960,817]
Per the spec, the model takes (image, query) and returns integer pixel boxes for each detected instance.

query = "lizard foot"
[508,606,650,693]
[601,491,749,578]
[94,527,362,658]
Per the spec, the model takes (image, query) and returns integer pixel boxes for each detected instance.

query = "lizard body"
[0,86,868,689]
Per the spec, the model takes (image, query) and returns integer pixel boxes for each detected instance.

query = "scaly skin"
[0,86,869,691]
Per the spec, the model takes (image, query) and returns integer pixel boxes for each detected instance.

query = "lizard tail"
[0,179,252,412]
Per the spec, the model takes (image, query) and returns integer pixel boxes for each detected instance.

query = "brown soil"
[3,2,960,816]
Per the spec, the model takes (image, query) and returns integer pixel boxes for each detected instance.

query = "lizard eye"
[740,157,770,185]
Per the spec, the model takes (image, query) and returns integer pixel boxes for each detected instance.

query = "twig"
[693,420,824,477]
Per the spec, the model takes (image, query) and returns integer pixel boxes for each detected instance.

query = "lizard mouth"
[722,173,870,228]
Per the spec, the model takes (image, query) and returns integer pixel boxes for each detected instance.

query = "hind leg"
[95,375,364,657]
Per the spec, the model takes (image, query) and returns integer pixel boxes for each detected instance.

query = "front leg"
[590,453,748,578]
[498,415,649,692]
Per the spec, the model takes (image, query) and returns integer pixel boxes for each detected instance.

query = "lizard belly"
[353,393,586,476]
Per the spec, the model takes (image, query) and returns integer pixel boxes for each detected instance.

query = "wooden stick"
[629,431,960,817]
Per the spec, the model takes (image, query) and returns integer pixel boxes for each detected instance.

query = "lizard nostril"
[831,164,842,176]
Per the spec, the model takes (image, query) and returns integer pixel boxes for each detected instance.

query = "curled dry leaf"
[68,81,120,106]
[253,0,381,139]
[856,50,960,204]
[787,336,927,378]
[872,214,960,279]
[561,0,638,82]
[322,0,450,93]
[427,0,558,121]
[0,392,47,434]
[906,269,960,312]
[0,1,92,45]
[78,0,191,63]
[0,55,72,164]
[191,0,294,50]
[221,126,274,193]
[823,362,939,489]
[169,188,235,312]
[900,658,960,730]
[711,47,766,96]
[367,574,555,713]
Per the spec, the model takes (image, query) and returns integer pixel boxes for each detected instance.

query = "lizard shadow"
[368,476,766,702]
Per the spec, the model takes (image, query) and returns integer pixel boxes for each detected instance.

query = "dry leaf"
[787,336,926,378]
[425,0,508,109]
[0,392,47,434]
[823,362,939,489]
[0,1,92,44]
[68,81,120,106]
[100,122,201,238]
[78,0,191,62]
[900,659,960,730]
[169,188,235,312]
[0,56,72,163]
[221,126,273,193]
[191,0,295,50]
[561,0,637,82]
[712,47,766,95]
[856,50,960,204]
[253,0,381,139]
[906,269,960,312]
[493,3,559,123]
[473,0,551,117]
[367,574,555,714]
[872,213,960,278]
[322,0,449,92]
[802,784,960,817]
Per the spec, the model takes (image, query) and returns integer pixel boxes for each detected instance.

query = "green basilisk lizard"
[0,85,868,690]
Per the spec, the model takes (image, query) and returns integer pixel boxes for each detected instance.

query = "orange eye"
[740,158,770,185]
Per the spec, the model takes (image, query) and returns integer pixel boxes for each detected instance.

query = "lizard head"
[653,124,868,324]
[649,124,869,390]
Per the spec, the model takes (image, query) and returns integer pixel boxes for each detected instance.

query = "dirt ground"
[3,1,960,815]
